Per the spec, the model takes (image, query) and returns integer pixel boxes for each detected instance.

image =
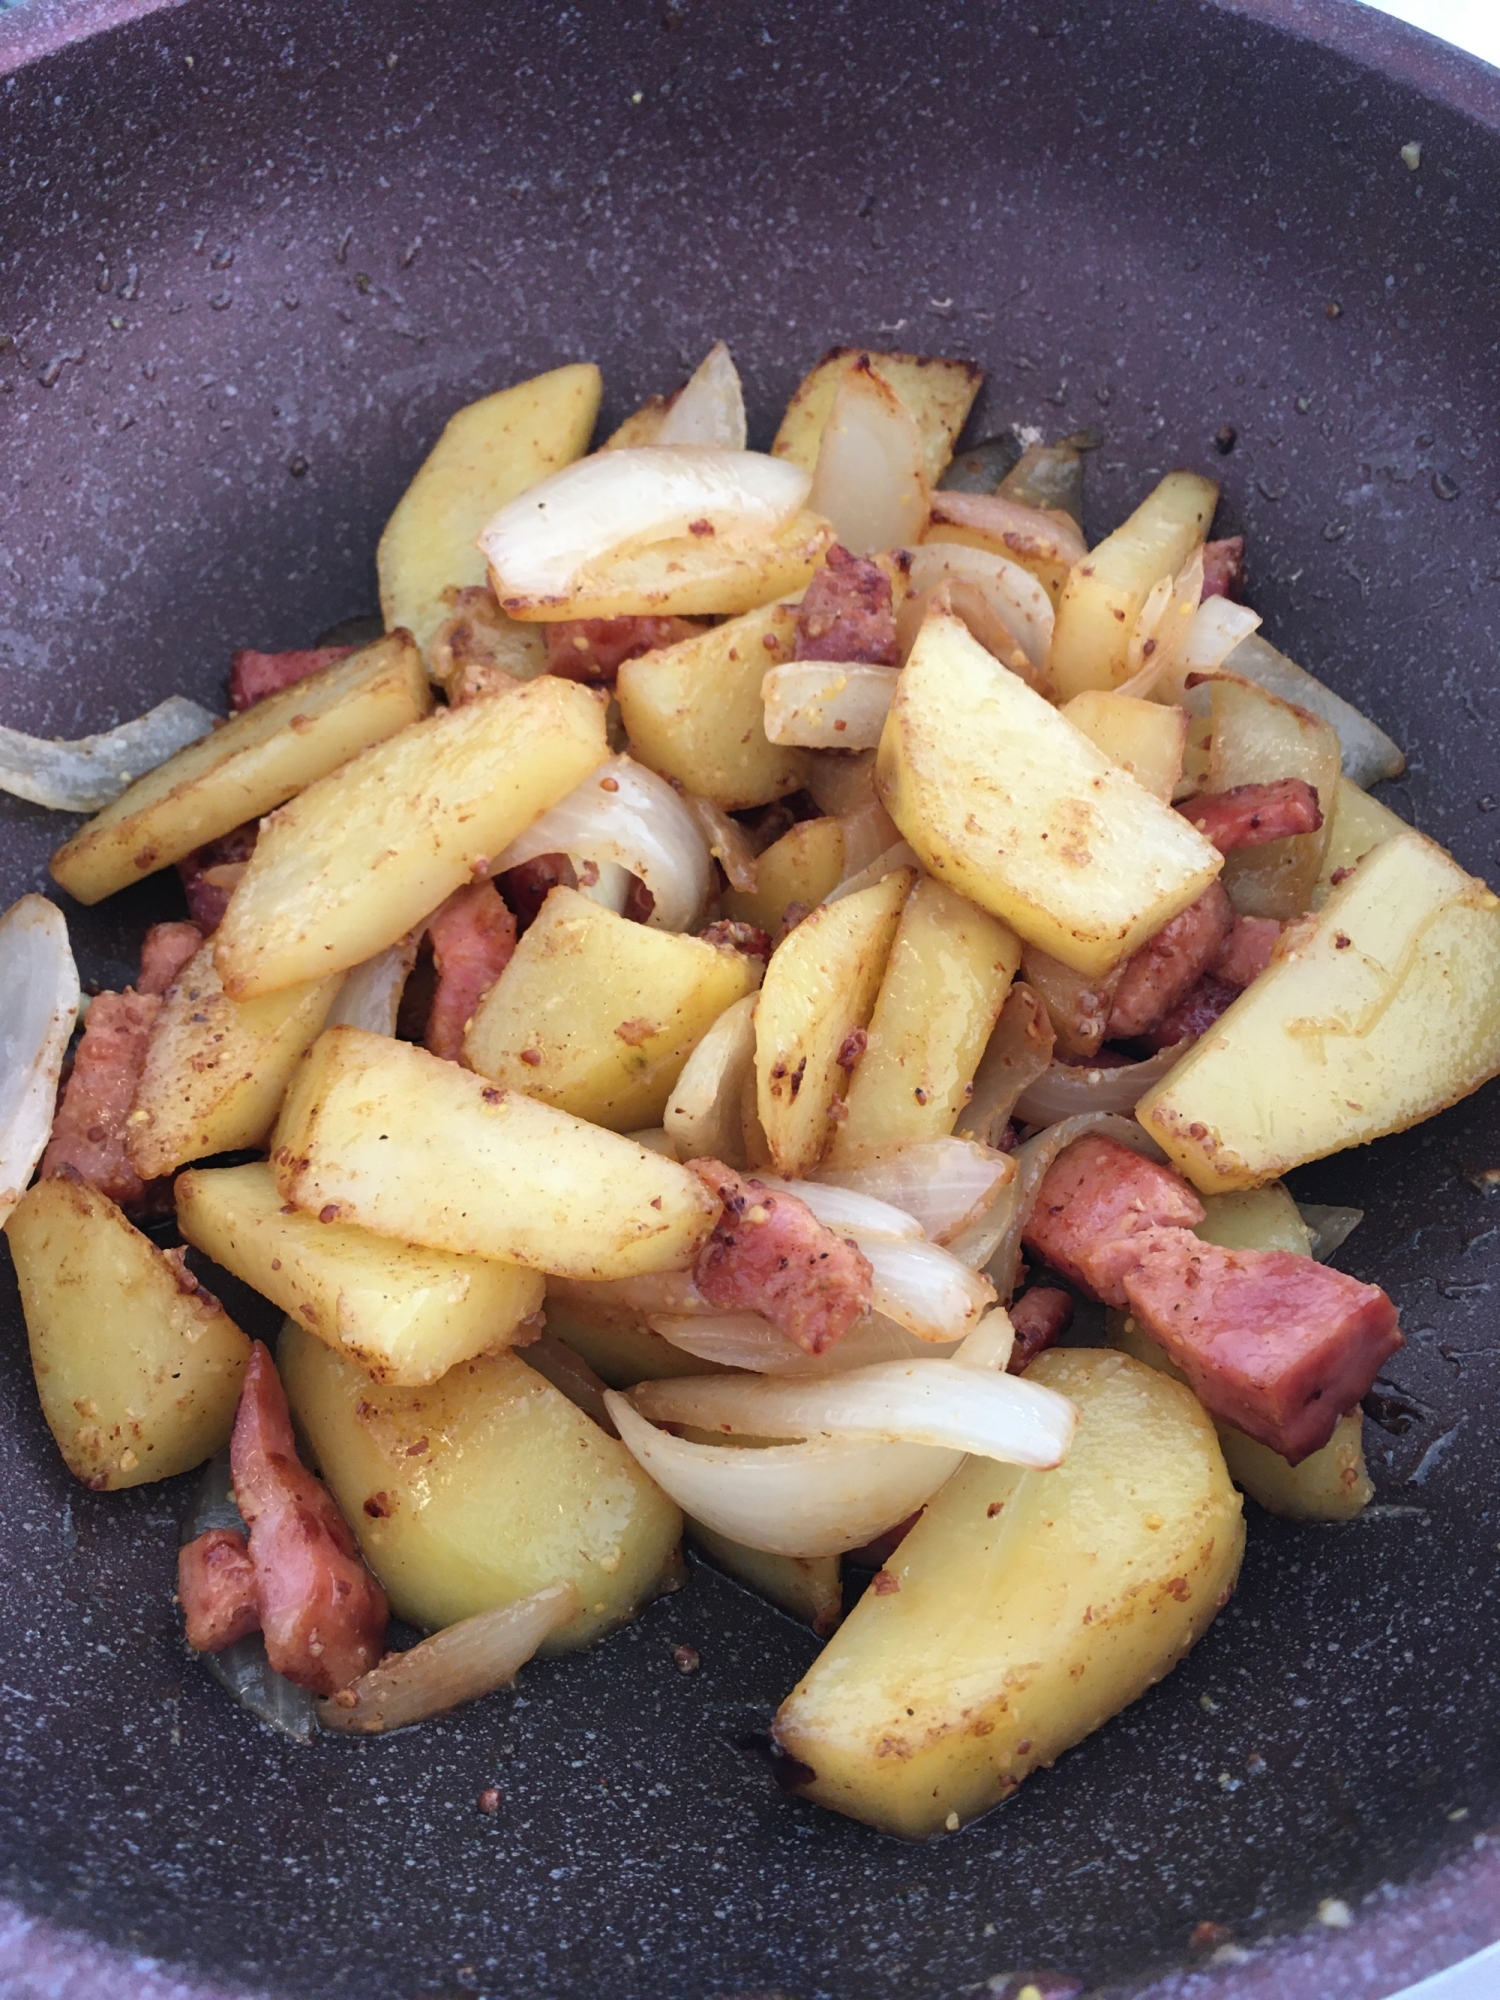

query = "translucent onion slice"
[491,754,712,933]
[970,1111,1168,1296]
[324,932,420,1036]
[752,1174,924,1241]
[925,489,1088,570]
[648,1308,952,1377]
[0,895,81,1226]
[824,839,922,905]
[316,1582,580,1735]
[814,1138,1016,1246]
[662,992,758,1167]
[1116,548,1204,701]
[0,696,218,812]
[761,662,900,751]
[1012,1043,1190,1125]
[546,1268,710,1320]
[838,799,903,878]
[954,982,1055,1150]
[1185,596,1262,674]
[1298,1203,1364,1263]
[655,342,748,451]
[630,1358,1075,1467]
[680,794,759,892]
[859,1234,995,1340]
[1223,632,1405,786]
[479,445,810,609]
[908,542,1055,678]
[808,366,929,556]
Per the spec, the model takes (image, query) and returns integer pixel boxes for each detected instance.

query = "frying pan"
[2,0,1499,1993]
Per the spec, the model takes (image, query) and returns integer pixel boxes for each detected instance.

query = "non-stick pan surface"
[2,2,1499,1994]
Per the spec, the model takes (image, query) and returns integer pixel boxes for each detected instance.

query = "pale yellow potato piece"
[687,1520,842,1635]
[615,601,809,808]
[877,610,1222,975]
[1061,689,1187,801]
[272,1027,719,1279]
[774,1349,1243,1839]
[1311,776,1411,908]
[494,510,833,622]
[720,816,847,935]
[829,879,1021,1165]
[377,363,601,656]
[1138,828,1500,1191]
[1049,472,1219,700]
[755,871,911,1177]
[214,674,607,999]
[127,944,342,1178]
[772,348,983,488]
[464,886,759,1131]
[280,1320,681,1651]
[1201,673,1341,919]
[50,635,430,906]
[5,1178,249,1490]
[176,1161,543,1386]
[543,1285,722,1385]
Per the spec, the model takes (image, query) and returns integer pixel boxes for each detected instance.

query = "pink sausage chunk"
[1021,1134,1205,1307]
[424,881,517,1065]
[794,545,899,665]
[178,1527,260,1653]
[1177,778,1323,853]
[689,1159,874,1355]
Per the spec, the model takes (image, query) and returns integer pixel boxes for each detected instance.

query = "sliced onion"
[860,1234,995,1340]
[824,840,920,905]
[631,1358,1075,1467]
[623,1127,678,1159]
[925,491,1088,571]
[491,754,712,933]
[649,1308,951,1376]
[324,932,419,1036]
[662,992,757,1167]
[1013,1043,1191,1125]
[804,748,879,818]
[479,446,810,610]
[317,1582,581,1735]
[521,1330,618,1431]
[815,1138,1016,1246]
[839,800,903,878]
[1115,548,1203,701]
[753,1174,924,1241]
[0,696,218,812]
[680,794,759,893]
[908,543,1054,679]
[655,342,748,451]
[954,982,1055,1150]
[971,1111,1168,1296]
[1185,597,1262,674]
[0,895,81,1226]
[547,1268,710,1320]
[952,1307,1017,1373]
[761,662,900,751]
[1224,632,1405,786]
[808,365,929,556]
[1298,1203,1364,1263]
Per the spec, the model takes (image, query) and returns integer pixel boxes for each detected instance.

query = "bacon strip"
[689,1158,874,1355]
[794,545,899,665]
[177,822,259,933]
[1021,1133,1205,1307]
[1177,778,1322,853]
[137,921,203,997]
[178,1527,260,1652]
[1006,1286,1074,1373]
[545,616,704,685]
[1122,1232,1402,1463]
[228,645,353,712]
[230,1343,387,1695]
[40,989,161,1206]
[1200,536,1246,602]
[423,881,518,1064]
[1106,883,1234,1041]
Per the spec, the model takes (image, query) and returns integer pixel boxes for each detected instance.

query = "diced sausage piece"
[137,920,203,997]
[1177,778,1323,853]
[40,988,162,1206]
[499,853,577,931]
[1022,1133,1205,1307]
[794,544,899,665]
[1106,882,1235,1041]
[178,1528,261,1653]
[545,616,704,685]
[228,645,353,712]
[424,880,518,1064]
[689,1158,874,1355]
[1006,1286,1074,1373]
[1213,915,1281,990]
[1141,974,1239,1054]
[1200,536,1246,602]
[177,822,259,933]
[230,1342,388,1695]
[1122,1232,1403,1463]
[698,919,773,963]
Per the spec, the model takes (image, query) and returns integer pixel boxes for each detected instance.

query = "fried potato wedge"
[272,1027,719,1279]
[464,886,759,1131]
[1204,673,1341,919]
[877,609,1222,975]
[543,1283,724,1385]
[773,348,983,487]
[50,635,430,906]
[5,1177,249,1490]
[176,1161,542,1386]
[720,815,848,936]
[214,674,607,998]
[773,1349,1243,1838]
[687,1520,842,1635]
[377,363,601,655]
[1137,828,1500,1190]
[280,1320,681,1652]
[1311,776,1410,908]
[1061,689,1187,802]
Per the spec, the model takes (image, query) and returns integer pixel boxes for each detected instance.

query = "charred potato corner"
[3,338,1497,1829]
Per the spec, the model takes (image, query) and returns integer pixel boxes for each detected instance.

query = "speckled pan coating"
[1,1,1499,1995]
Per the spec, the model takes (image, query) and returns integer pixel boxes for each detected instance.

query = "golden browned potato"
[1060,689,1188,801]
[1048,471,1218,700]
[272,1027,720,1279]
[1201,674,1341,919]
[754,870,912,1176]
[878,609,1222,975]
[719,816,848,935]
[5,1177,250,1489]
[280,1319,682,1651]
[829,879,1021,1164]
[127,944,343,1178]
[1137,828,1500,1191]
[772,348,983,487]
[773,1349,1243,1838]
[176,1162,543,1386]
[50,635,430,907]
[615,602,811,809]
[377,363,602,655]
[214,674,608,999]
[686,1520,842,1635]
[463,887,759,1131]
